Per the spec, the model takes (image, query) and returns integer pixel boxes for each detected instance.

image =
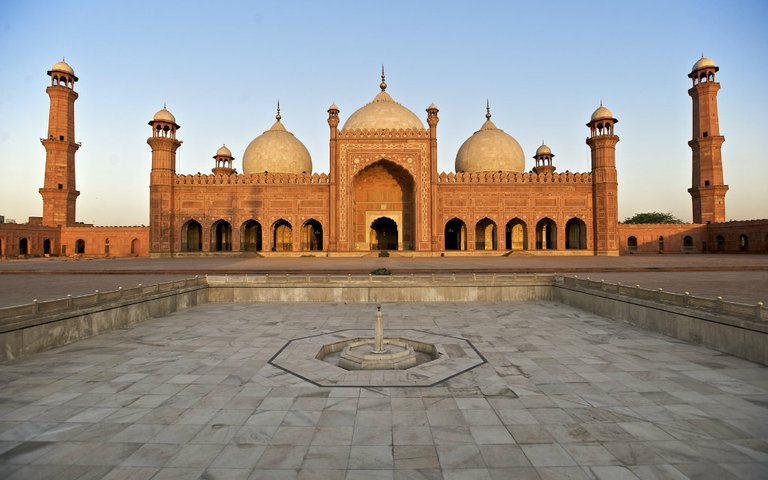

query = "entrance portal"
[370,217,398,251]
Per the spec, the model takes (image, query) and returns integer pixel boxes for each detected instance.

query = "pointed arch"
[565,217,587,250]
[505,218,527,250]
[131,238,140,255]
[301,219,323,251]
[535,218,557,250]
[211,220,232,252]
[241,220,262,252]
[370,217,398,251]
[181,219,202,252]
[19,238,29,255]
[43,238,51,255]
[475,217,497,250]
[75,239,85,254]
[444,218,467,251]
[272,219,293,251]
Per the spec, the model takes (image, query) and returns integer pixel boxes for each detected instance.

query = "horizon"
[0,0,766,226]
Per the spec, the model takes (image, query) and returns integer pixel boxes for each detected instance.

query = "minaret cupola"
[532,142,556,175]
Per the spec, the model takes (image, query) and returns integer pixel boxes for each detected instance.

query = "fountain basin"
[317,336,438,370]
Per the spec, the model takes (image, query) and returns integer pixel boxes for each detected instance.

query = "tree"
[622,212,683,224]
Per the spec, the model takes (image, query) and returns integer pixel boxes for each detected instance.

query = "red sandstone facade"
[1,58,765,258]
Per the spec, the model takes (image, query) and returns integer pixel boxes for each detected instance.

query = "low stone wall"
[554,276,767,365]
[0,277,207,361]
[205,273,554,303]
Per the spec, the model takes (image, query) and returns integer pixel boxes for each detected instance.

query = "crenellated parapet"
[436,171,592,184]
[338,128,430,139]
[175,172,330,186]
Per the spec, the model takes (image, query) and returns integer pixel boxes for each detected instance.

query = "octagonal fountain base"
[319,336,437,370]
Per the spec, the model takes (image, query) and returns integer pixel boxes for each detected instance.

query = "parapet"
[175,172,330,186]
[436,171,592,184]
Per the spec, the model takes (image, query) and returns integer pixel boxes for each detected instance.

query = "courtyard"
[0,300,766,479]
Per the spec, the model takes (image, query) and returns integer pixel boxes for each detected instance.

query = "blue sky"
[0,0,766,225]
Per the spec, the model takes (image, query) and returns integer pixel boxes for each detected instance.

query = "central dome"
[455,109,525,173]
[242,116,312,175]
[342,80,424,131]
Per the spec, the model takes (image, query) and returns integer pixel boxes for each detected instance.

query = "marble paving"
[0,301,767,480]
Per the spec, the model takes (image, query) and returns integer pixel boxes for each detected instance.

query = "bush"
[371,267,392,275]
[378,250,390,257]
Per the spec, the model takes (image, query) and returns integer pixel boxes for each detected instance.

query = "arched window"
[716,235,725,252]
[19,238,29,255]
[75,239,85,254]
[475,218,497,250]
[536,218,557,250]
[505,218,527,250]
[739,234,749,252]
[211,220,232,252]
[130,238,140,255]
[241,220,262,252]
[301,219,323,251]
[181,220,202,252]
[627,236,637,252]
[444,218,467,251]
[272,219,293,251]
[565,218,587,250]
[658,236,664,252]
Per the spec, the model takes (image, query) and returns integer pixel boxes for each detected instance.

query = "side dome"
[535,143,552,156]
[455,110,525,173]
[153,107,176,124]
[242,117,312,175]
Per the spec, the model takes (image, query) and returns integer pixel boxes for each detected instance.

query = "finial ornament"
[380,64,387,92]
[485,99,491,120]
[276,99,281,121]
[163,102,167,109]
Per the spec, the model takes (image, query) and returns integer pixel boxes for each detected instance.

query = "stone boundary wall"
[0,277,207,361]
[554,276,767,365]
[0,273,765,365]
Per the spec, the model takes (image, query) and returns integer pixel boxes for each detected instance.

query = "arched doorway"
[104,238,110,255]
[19,238,29,255]
[627,236,638,252]
[370,217,398,251]
[716,235,725,252]
[475,218,497,250]
[658,236,664,252]
[43,238,51,255]
[131,238,140,255]
[181,220,202,252]
[211,220,232,252]
[272,219,293,251]
[565,218,587,250]
[301,219,323,251]
[683,235,693,252]
[445,218,467,251]
[241,220,262,252]
[353,160,414,251]
[505,219,527,250]
[535,218,557,250]
[75,239,85,254]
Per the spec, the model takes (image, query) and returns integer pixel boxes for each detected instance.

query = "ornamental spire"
[380,64,387,92]
[485,99,491,120]
[276,99,281,122]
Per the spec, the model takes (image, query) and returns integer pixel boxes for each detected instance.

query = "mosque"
[0,58,766,257]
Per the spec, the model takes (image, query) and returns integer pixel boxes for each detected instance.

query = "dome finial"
[163,102,166,109]
[276,99,281,122]
[485,99,491,120]
[380,64,387,92]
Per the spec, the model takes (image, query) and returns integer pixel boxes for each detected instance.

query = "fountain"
[316,305,436,370]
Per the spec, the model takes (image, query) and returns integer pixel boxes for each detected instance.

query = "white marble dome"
[455,116,525,173]
[242,119,312,175]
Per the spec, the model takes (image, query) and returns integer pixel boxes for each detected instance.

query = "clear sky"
[0,0,766,226]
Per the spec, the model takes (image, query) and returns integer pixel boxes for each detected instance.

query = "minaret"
[426,101,439,250]
[147,105,181,256]
[587,104,620,256]
[211,145,235,175]
[532,142,556,175]
[39,59,80,226]
[687,56,728,224]
[327,101,340,252]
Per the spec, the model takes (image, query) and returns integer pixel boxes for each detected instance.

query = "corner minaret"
[587,104,620,256]
[211,145,235,176]
[687,56,728,224]
[147,105,181,256]
[39,59,80,226]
